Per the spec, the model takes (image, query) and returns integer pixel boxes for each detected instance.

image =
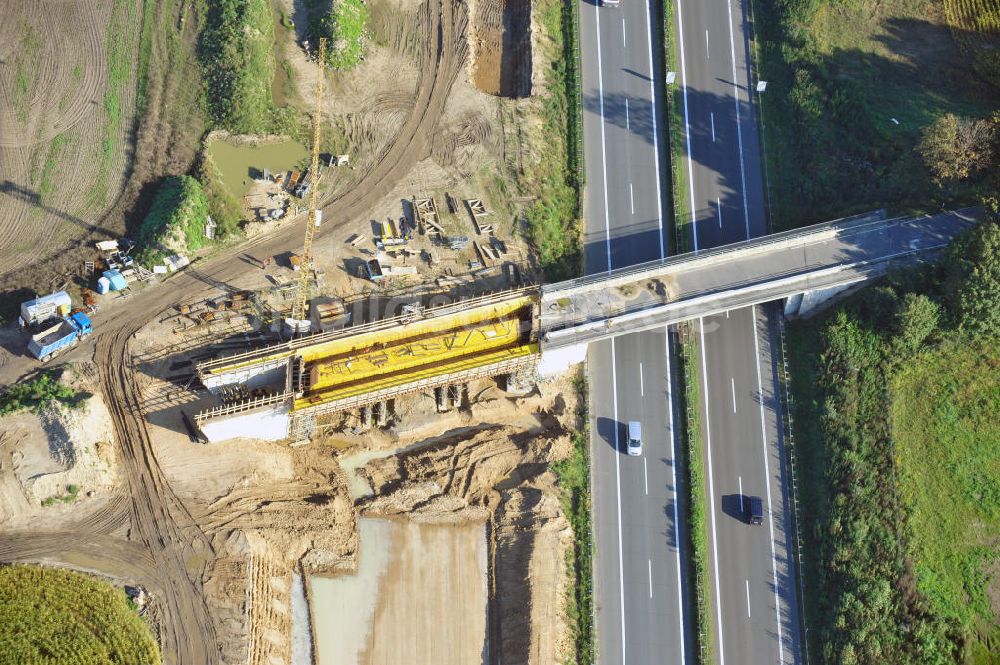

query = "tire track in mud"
[1,0,466,662]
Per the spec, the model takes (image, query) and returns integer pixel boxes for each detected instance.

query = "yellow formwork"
[294,343,538,410]
[298,295,535,364]
[308,315,523,392]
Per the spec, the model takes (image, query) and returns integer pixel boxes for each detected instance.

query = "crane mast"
[290,37,327,328]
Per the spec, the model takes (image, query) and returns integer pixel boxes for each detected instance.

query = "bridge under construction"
[193,207,979,442]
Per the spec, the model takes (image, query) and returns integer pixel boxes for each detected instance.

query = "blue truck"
[28,312,93,361]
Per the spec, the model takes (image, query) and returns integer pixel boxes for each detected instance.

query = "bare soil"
[0,0,567,661]
[469,0,533,97]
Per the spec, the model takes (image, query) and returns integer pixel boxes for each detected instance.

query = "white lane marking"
[738,475,743,497]
[665,331,687,665]
[625,97,630,129]
[705,29,710,59]
[642,0,666,258]
[639,361,644,396]
[751,305,786,664]
[610,339,627,663]
[595,5,613,273]
[731,376,737,413]
[622,17,627,48]
[726,310,730,318]
[675,0,699,252]
[710,112,716,142]
[746,579,751,618]
[630,183,635,215]
[644,457,649,495]
[649,559,654,598]
[698,318,726,665]
[717,196,722,229]
[725,0,751,241]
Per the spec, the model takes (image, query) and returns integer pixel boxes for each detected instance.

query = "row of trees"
[795,212,1000,663]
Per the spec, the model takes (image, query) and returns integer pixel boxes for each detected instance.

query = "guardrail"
[543,210,891,296]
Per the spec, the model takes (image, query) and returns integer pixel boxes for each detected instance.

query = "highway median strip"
[677,325,712,665]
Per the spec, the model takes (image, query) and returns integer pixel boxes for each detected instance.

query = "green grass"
[42,484,81,507]
[202,0,278,134]
[754,0,998,230]
[0,565,160,664]
[320,0,371,70]
[893,337,1000,663]
[662,0,692,254]
[0,372,82,417]
[38,134,68,203]
[87,0,138,209]
[523,0,583,281]
[11,25,42,123]
[679,332,711,664]
[135,0,158,112]
[552,376,595,665]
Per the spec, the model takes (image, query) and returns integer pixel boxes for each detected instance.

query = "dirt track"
[0,0,469,661]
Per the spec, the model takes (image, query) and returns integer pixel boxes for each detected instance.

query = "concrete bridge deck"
[539,208,980,349]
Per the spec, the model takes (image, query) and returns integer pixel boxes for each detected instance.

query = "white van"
[626,421,642,456]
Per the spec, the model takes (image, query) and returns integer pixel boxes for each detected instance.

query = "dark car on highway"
[745,495,764,525]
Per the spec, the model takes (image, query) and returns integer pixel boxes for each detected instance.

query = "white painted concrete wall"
[537,342,588,377]
[199,401,291,442]
[201,357,290,394]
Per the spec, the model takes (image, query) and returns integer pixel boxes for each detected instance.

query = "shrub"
[918,113,997,184]
[892,292,941,353]
[136,176,211,262]
[944,216,1000,335]
[0,372,79,416]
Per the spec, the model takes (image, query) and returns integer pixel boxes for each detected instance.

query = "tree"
[893,293,941,353]
[917,113,997,184]
[945,217,1000,335]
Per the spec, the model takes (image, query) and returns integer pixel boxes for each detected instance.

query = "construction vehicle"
[28,312,92,361]
[19,291,72,327]
[287,37,327,335]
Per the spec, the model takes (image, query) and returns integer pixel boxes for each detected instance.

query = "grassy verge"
[784,214,1000,662]
[88,0,138,209]
[661,0,692,254]
[0,565,160,664]
[12,25,41,123]
[677,326,711,664]
[523,0,583,282]
[38,134,68,204]
[752,0,998,230]
[552,373,595,664]
[308,0,372,70]
[135,0,158,111]
[893,337,1000,663]
[202,0,278,134]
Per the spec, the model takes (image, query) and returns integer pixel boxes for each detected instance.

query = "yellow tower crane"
[289,37,327,331]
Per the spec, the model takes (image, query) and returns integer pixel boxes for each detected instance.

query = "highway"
[582,0,803,658]
[579,0,694,663]
[672,0,803,660]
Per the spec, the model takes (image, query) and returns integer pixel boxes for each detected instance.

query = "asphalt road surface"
[672,0,803,660]
[579,0,695,663]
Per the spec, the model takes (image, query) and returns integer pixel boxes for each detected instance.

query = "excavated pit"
[470,0,532,97]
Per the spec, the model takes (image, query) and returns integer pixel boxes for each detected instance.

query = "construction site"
[0,0,578,662]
